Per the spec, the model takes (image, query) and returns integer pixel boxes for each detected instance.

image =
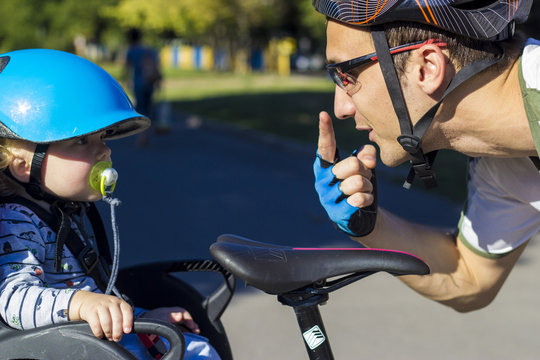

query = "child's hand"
[141,307,200,334]
[68,290,133,342]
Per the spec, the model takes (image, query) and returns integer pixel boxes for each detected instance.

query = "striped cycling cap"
[312,0,532,40]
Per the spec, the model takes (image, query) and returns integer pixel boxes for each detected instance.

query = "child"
[0,49,219,359]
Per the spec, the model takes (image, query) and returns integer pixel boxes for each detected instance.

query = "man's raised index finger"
[318,111,337,162]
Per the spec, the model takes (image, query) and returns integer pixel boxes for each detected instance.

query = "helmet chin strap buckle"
[398,135,437,189]
[405,161,437,190]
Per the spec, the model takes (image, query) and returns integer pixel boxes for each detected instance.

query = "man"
[312,0,540,312]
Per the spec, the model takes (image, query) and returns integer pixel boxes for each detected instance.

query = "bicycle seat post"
[278,292,334,360]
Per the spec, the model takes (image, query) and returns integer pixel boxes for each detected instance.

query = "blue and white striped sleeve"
[0,206,76,329]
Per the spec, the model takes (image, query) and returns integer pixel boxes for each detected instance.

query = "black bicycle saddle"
[210,234,430,295]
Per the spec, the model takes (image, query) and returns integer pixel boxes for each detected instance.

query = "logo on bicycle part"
[302,325,326,350]
[250,248,287,262]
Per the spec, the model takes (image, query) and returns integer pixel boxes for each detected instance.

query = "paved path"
[107,114,539,359]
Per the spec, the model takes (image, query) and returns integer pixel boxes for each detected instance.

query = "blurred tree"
[0,0,535,59]
[104,0,285,44]
[0,0,46,50]
[0,0,118,52]
[104,0,294,69]
[0,0,325,62]
[297,0,326,42]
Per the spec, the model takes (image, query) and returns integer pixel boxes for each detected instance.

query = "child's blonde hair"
[0,139,27,197]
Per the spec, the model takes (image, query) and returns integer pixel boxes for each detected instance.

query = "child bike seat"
[0,259,235,360]
[210,234,430,295]
[0,318,184,360]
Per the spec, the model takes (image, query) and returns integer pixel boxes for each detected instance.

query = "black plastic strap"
[53,205,73,272]
[372,26,436,188]
[371,26,413,137]
[62,226,109,291]
[51,202,110,291]
[87,202,113,265]
[77,245,100,273]
[29,144,48,185]
[26,144,49,200]
[530,156,540,172]
[403,151,438,189]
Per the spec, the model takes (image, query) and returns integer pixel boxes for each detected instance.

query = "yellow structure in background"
[159,39,296,75]
[180,45,195,70]
[265,37,296,76]
[276,37,296,76]
[160,46,173,69]
[233,49,249,75]
[201,46,214,71]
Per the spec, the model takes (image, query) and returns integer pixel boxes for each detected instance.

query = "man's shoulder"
[520,38,540,90]
[517,40,540,156]
[461,156,540,257]
[469,156,540,196]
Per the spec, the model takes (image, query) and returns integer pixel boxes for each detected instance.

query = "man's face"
[326,20,415,167]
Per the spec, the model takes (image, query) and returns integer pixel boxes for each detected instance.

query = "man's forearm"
[354,208,526,312]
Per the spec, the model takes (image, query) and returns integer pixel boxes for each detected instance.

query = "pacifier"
[89,161,118,196]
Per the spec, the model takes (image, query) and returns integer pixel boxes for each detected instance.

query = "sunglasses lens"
[328,67,354,91]
[338,72,350,86]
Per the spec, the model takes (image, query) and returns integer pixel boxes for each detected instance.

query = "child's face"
[41,132,112,202]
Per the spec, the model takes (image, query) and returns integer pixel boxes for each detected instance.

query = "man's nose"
[333,86,356,120]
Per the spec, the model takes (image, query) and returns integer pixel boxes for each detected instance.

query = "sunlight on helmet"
[11,100,32,122]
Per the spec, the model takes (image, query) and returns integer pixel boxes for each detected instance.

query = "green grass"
[162,71,335,100]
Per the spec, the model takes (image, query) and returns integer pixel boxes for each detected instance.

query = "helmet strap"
[370,25,505,189]
[26,143,51,200]
[371,26,437,189]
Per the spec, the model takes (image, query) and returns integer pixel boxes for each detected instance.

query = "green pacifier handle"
[89,161,118,196]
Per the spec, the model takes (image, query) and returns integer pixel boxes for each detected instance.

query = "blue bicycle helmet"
[313,0,533,40]
[0,49,149,143]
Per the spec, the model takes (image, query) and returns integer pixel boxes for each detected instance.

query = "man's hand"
[314,111,378,236]
[68,290,134,342]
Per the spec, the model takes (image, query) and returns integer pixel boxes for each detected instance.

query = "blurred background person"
[124,28,163,147]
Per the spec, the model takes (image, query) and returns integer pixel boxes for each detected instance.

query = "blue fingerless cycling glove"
[313,150,378,237]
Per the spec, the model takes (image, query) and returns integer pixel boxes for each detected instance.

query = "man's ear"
[7,148,32,183]
[410,44,450,97]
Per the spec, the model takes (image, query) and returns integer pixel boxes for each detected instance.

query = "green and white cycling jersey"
[458,38,540,258]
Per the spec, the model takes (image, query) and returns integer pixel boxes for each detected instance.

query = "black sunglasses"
[327,39,447,94]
